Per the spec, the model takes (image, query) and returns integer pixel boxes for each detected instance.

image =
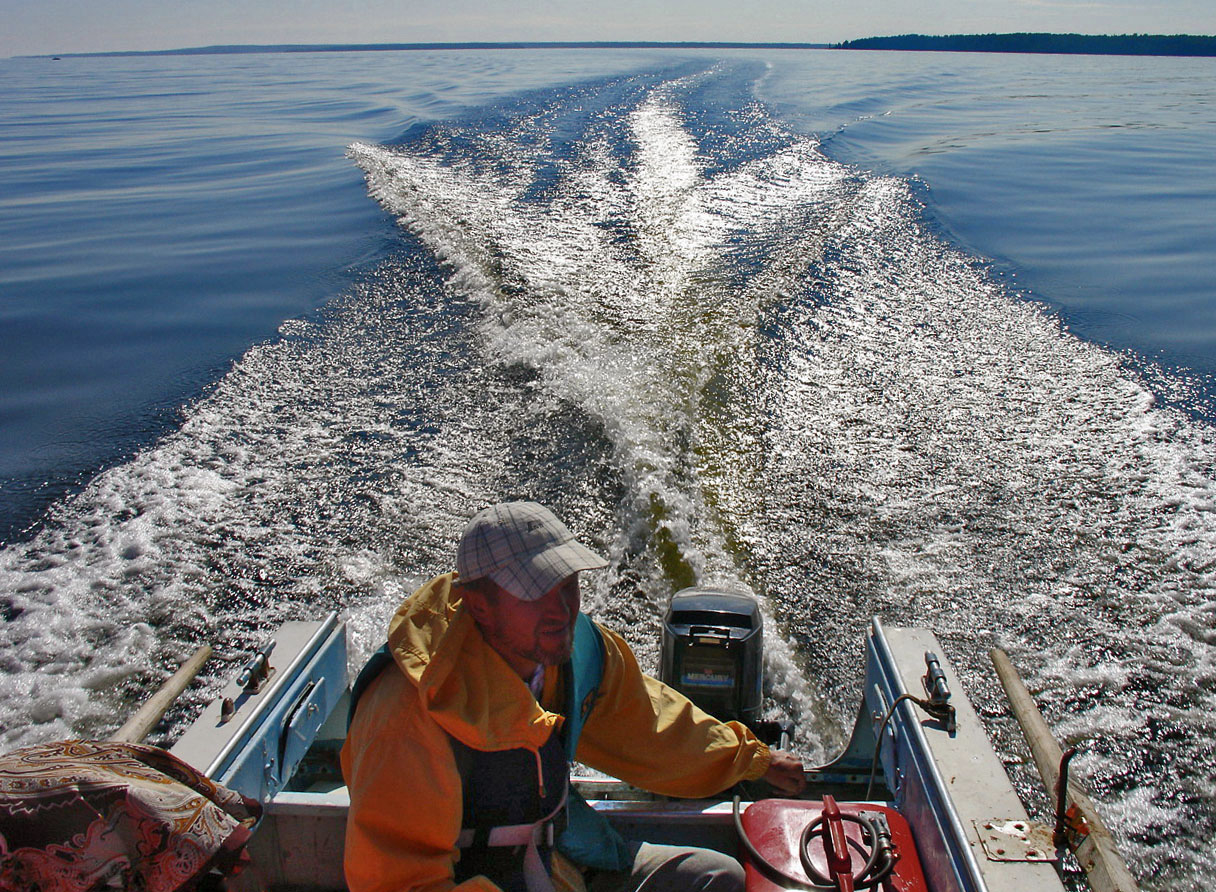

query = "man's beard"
[525,627,575,667]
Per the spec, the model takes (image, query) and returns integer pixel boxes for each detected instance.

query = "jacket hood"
[386,572,561,752]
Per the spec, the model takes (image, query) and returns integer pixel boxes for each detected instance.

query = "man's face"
[466,574,581,678]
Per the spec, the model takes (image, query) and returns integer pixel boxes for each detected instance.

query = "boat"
[159,587,1134,892]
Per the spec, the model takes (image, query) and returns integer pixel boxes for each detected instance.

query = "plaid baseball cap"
[456,502,608,601]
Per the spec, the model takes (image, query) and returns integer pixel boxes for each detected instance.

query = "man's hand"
[763,749,807,795]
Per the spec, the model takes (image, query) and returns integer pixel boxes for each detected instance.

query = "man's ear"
[457,580,494,625]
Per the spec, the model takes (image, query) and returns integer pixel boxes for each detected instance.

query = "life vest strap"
[456,785,567,892]
[456,819,556,849]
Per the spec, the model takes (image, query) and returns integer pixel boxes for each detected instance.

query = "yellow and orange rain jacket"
[340,572,772,892]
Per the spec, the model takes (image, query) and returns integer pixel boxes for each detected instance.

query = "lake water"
[1,48,1214,890]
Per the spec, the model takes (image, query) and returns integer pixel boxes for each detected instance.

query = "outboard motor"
[660,587,765,729]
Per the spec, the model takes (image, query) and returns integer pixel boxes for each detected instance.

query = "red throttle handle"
[821,795,855,892]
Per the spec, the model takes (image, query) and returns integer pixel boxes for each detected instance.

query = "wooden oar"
[990,647,1139,892]
[109,645,213,744]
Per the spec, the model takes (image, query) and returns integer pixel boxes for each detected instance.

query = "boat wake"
[0,61,1213,889]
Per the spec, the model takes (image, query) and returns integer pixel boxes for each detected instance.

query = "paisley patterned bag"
[0,740,260,892]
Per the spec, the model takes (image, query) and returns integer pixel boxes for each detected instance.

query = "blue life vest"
[556,615,632,872]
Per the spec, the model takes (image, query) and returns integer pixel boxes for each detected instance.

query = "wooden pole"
[989,647,1139,892]
[110,645,213,744]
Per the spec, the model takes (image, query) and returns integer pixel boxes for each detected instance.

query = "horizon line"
[25,33,1215,60]
[29,40,831,59]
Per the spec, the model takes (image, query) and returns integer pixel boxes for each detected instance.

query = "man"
[341,501,805,892]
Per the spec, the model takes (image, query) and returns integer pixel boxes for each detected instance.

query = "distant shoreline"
[833,33,1216,57]
[30,41,828,59]
[27,35,1216,60]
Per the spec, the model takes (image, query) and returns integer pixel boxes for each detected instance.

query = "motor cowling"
[660,588,764,728]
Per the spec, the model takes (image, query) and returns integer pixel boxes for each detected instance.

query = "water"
[757,51,1216,394]
[2,48,1215,890]
[0,50,666,542]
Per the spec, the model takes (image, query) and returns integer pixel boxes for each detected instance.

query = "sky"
[2,0,1214,58]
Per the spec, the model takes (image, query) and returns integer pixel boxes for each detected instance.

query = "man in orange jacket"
[341,502,805,892]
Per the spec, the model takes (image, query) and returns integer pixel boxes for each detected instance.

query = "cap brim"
[489,540,608,601]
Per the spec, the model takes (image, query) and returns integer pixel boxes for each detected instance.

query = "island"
[833,33,1216,57]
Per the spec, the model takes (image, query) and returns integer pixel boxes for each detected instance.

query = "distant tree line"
[833,33,1216,57]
